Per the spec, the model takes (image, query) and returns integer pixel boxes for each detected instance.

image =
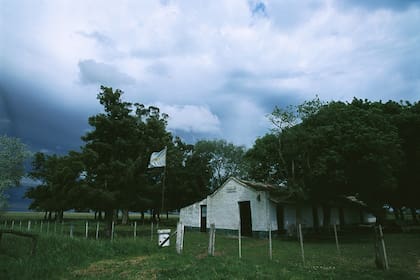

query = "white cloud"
[157,104,221,134]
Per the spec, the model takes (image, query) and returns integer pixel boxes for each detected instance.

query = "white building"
[179,177,374,236]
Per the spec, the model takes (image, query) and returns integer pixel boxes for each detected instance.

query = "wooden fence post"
[85,221,89,239]
[333,223,341,256]
[208,223,216,256]
[70,224,74,238]
[27,221,31,231]
[268,223,273,261]
[238,222,242,259]
[151,222,154,241]
[111,221,115,242]
[298,224,305,266]
[176,222,185,254]
[96,222,100,240]
[378,225,389,270]
[134,221,137,240]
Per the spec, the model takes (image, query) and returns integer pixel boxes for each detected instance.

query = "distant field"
[0,212,419,279]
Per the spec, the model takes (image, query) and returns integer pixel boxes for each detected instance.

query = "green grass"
[0,213,419,279]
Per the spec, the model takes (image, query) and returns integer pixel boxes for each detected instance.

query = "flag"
[148,147,167,168]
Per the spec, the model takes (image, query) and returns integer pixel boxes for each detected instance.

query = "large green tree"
[0,135,30,210]
[81,86,171,229]
[26,151,84,220]
[193,139,247,190]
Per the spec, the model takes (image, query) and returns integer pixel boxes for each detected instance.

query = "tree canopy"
[0,135,30,210]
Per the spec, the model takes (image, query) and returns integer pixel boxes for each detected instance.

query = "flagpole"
[161,146,167,216]
[161,164,166,215]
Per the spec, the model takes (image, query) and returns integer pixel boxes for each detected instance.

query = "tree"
[164,137,212,210]
[81,86,172,229]
[0,135,30,210]
[285,99,402,223]
[193,139,247,190]
[26,151,84,221]
[244,134,281,184]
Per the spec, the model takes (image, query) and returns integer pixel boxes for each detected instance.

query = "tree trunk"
[312,206,319,232]
[393,208,400,221]
[322,204,331,230]
[166,211,169,220]
[141,211,145,223]
[48,211,52,221]
[296,205,302,225]
[122,209,129,225]
[400,207,405,221]
[104,210,114,237]
[339,207,345,226]
[410,207,418,224]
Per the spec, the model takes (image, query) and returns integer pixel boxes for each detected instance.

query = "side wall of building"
[207,180,270,231]
[179,198,207,228]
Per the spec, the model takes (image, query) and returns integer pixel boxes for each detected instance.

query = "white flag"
[148,147,167,168]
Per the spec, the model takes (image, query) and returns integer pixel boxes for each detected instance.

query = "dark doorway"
[200,205,207,232]
[277,205,285,233]
[238,201,252,236]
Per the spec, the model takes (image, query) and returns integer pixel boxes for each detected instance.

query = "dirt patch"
[72,256,149,277]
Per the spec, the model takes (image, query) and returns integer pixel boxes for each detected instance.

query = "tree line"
[11,87,419,230]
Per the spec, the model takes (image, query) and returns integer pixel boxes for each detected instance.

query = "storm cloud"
[0,0,419,152]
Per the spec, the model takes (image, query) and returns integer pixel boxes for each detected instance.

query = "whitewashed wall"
[207,179,270,231]
[268,200,278,231]
[179,198,207,227]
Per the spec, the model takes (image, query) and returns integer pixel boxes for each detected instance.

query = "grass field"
[0,212,419,279]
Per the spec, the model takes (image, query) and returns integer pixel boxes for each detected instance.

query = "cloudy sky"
[1,0,420,155]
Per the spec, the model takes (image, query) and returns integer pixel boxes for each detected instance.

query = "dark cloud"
[0,81,87,154]
[78,59,135,86]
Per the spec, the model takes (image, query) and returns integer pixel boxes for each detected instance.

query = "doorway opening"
[238,201,252,236]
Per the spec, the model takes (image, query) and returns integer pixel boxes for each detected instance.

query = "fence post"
[40,221,43,233]
[111,221,115,242]
[238,222,242,259]
[96,222,100,240]
[19,221,22,231]
[11,220,15,230]
[176,222,185,254]
[208,223,216,256]
[268,223,272,260]
[85,221,89,239]
[333,223,341,256]
[298,224,305,266]
[70,224,74,238]
[134,221,137,240]
[27,221,31,231]
[151,222,154,241]
[378,225,389,270]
